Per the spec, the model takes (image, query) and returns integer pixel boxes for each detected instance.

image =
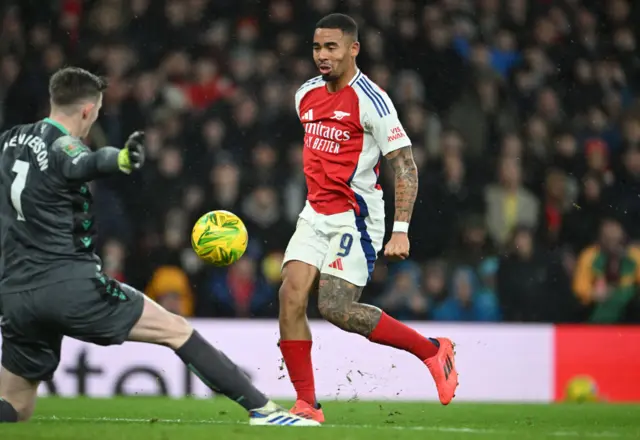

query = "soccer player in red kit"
[278,13,459,422]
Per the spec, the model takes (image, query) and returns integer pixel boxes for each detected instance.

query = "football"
[191,210,249,266]
[564,375,599,403]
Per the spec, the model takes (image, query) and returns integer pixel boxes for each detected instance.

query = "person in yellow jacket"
[573,218,640,323]
[145,266,194,317]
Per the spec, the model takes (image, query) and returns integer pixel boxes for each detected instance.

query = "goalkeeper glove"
[117,131,145,174]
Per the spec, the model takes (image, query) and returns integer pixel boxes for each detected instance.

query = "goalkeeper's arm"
[51,132,144,183]
[56,144,122,182]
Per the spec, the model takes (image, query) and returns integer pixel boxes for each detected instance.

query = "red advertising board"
[554,325,640,402]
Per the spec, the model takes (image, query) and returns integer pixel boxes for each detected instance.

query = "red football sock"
[279,340,316,405]
[369,312,439,360]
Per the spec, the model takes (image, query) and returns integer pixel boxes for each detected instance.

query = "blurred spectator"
[101,239,127,283]
[448,73,518,157]
[416,151,482,259]
[262,251,285,286]
[453,27,521,78]
[477,257,500,300]
[561,173,607,253]
[431,266,500,322]
[583,138,615,186]
[241,185,290,253]
[573,219,640,323]
[485,157,539,249]
[551,130,584,178]
[1,0,639,322]
[609,147,640,239]
[282,146,306,224]
[621,114,640,151]
[377,262,426,320]
[447,215,497,271]
[538,168,576,247]
[207,255,276,318]
[145,265,194,317]
[497,226,557,322]
[208,160,242,214]
[420,260,449,312]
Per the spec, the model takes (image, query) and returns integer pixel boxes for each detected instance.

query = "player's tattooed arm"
[317,274,382,336]
[385,146,418,223]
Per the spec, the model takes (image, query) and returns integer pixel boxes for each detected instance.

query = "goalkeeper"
[0,67,318,427]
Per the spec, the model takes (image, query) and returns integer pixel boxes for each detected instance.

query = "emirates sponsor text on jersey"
[303,120,351,154]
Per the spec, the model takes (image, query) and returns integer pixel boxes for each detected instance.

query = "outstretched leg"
[317,274,458,404]
[126,294,318,425]
[126,297,258,406]
[317,274,438,356]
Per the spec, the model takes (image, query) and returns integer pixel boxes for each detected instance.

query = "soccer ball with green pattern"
[191,210,249,266]
[564,375,599,403]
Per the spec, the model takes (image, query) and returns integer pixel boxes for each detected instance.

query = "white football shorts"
[282,202,385,286]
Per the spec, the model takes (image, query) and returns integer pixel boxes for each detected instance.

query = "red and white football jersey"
[295,70,411,220]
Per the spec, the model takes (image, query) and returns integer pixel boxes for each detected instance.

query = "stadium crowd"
[1,0,640,323]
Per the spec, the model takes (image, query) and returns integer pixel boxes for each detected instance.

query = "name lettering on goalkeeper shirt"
[3,134,49,171]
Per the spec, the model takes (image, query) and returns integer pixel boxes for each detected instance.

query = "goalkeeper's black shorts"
[0,275,144,381]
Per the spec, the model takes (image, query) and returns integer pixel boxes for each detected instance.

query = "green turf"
[1,397,639,440]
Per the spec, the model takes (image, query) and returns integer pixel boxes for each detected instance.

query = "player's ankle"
[296,396,317,407]
[251,400,279,413]
[0,398,18,423]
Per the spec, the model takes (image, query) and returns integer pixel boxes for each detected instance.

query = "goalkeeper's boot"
[290,399,325,423]
[249,402,320,426]
[425,337,458,405]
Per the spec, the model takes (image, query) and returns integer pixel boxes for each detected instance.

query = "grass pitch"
[2,397,639,440]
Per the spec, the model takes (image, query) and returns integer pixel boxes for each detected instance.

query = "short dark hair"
[48,67,107,106]
[315,13,358,41]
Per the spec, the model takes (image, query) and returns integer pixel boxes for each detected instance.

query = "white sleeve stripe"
[349,70,363,86]
[355,78,390,117]
[362,77,392,114]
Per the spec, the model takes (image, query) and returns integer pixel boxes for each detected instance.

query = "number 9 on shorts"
[323,229,374,287]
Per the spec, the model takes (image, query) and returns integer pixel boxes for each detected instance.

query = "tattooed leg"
[317,274,382,336]
[318,274,441,361]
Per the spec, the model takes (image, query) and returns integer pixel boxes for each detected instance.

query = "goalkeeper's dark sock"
[175,331,269,411]
[0,398,18,422]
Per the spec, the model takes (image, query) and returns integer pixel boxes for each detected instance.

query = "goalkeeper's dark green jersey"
[0,118,122,294]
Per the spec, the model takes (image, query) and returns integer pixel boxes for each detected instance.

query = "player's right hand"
[384,232,410,262]
[118,131,145,174]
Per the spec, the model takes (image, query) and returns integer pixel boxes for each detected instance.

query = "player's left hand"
[124,131,145,170]
[384,232,410,262]
[118,131,145,174]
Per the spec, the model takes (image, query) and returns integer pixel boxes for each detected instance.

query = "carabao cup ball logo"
[191,210,248,266]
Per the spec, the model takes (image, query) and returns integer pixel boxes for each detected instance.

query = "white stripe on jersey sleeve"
[354,75,412,156]
[294,76,325,118]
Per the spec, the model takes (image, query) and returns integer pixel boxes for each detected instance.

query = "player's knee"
[317,281,354,326]
[317,299,344,325]
[163,313,193,350]
[279,280,308,317]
